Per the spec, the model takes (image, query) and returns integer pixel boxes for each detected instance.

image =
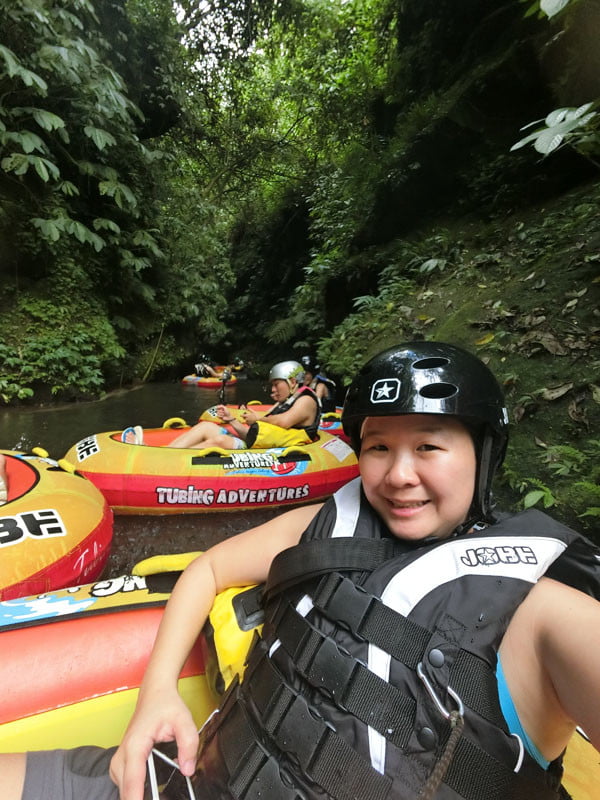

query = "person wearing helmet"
[7,342,600,800]
[341,341,509,533]
[193,353,244,379]
[301,355,338,414]
[168,359,321,451]
[193,353,220,378]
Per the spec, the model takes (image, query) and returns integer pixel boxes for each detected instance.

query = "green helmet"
[269,360,305,387]
[342,341,509,526]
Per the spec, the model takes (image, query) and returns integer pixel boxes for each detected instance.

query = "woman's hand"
[109,686,199,800]
[216,404,235,424]
[242,409,257,425]
[108,506,319,799]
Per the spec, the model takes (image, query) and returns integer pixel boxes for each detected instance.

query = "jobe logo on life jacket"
[460,544,538,567]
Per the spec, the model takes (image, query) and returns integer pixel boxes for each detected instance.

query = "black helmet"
[300,354,318,374]
[342,341,509,526]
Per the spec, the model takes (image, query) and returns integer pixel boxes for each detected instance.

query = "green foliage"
[541,444,588,476]
[0,282,126,401]
[318,275,421,382]
[504,471,558,509]
[0,0,237,393]
[503,431,600,535]
[0,1,153,333]
[512,103,599,159]
[266,308,323,347]
[150,146,235,347]
[513,0,600,164]
[563,482,600,519]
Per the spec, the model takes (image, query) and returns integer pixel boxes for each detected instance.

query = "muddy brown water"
[0,379,283,578]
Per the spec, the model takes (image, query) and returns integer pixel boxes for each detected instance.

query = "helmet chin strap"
[410,433,497,543]
[452,433,496,538]
[423,513,490,544]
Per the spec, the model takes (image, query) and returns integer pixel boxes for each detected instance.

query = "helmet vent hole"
[413,357,449,370]
[419,383,458,399]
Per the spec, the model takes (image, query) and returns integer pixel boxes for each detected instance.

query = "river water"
[0,379,284,578]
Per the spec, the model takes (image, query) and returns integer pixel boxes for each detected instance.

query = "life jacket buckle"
[416,661,464,721]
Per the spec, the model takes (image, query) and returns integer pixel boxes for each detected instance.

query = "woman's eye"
[364,442,387,452]
[417,443,439,452]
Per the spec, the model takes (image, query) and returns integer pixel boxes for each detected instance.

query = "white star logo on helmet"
[370,378,401,403]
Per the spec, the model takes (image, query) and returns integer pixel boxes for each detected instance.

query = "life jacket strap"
[270,572,505,729]
[212,644,561,800]
[223,651,393,800]
[271,606,415,747]
[266,537,401,598]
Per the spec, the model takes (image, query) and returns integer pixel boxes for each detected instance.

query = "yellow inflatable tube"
[0,552,597,800]
[64,425,358,514]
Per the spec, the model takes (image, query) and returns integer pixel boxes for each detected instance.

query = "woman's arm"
[217,404,271,438]
[500,577,600,762]
[314,382,328,402]
[259,394,318,430]
[537,579,600,749]
[219,412,250,439]
[110,502,323,800]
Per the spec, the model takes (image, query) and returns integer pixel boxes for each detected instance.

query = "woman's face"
[270,378,292,402]
[359,414,476,541]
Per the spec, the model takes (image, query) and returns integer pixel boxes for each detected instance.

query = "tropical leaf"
[540,0,571,18]
[64,218,105,251]
[1,153,60,181]
[32,156,60,181]
[30,108,66,131]
[32,217,63,241]
[0,44,20,76]
[84,125,117,151]
[1,129,47,154]
[0,44,46,91]
[98,179,137,209]
[57,180,80,196]
[93,217,121,234]
[512,104,597,155]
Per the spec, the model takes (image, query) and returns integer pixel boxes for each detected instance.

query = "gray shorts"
[23,747,118,800]
[221,431,245,449]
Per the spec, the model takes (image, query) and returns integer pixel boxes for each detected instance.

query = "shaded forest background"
[0,0,598,534]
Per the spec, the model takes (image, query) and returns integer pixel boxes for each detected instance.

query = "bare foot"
[121,426,144,445]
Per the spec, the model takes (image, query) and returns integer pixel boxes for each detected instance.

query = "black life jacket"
[193,477,600,800]
[267,384,321,440]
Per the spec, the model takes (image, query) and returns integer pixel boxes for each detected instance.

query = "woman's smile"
[359,414,476,541]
